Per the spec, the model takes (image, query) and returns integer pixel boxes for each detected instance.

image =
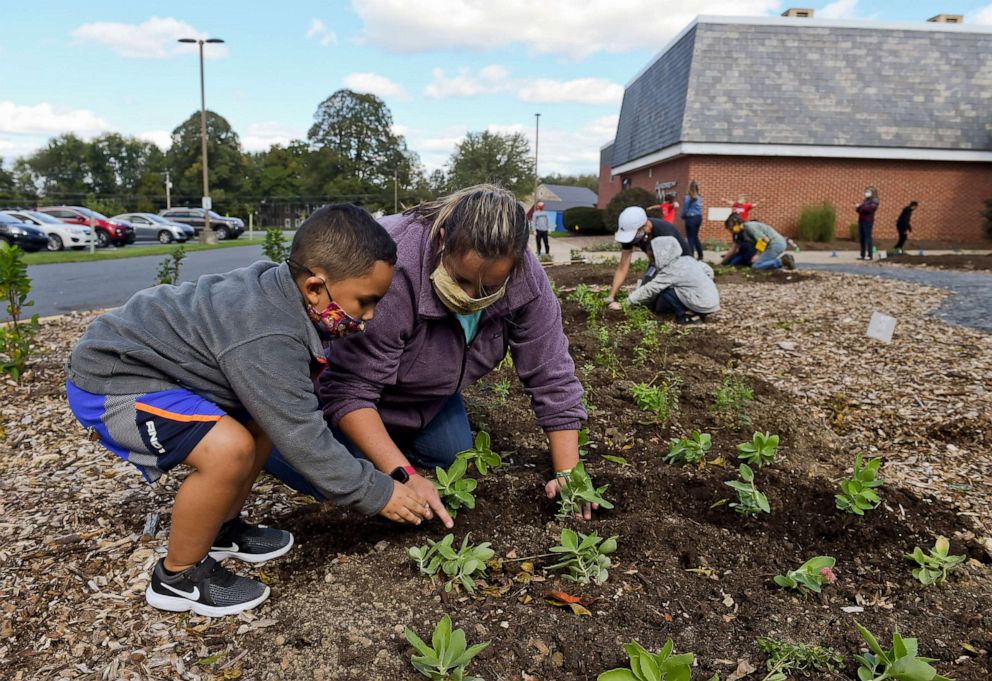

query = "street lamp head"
[205,38,225,44]
[177,38,198,44]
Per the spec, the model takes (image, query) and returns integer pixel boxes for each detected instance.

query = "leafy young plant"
[154,244,186,286]
[906,537,966,586]
[725,464,771,516]
[665,431,712,465]
[773,556,837,593]
[631,377,682,423]
[0,243,40,381]
[409,533,494,593]
[569,283,604,320]
[456,431,503,475]
[549,528,618,586]
[854,622,953,681]
[836,453,884,515]
[711,365,754,427]
[756,637,844,681]
[556,461,614,519]
[490,377,511,406]
[736,432,779,468]
[262,227,289,263]
[433,458,477,518]
[598,639,695,681]
[404,614,490,681]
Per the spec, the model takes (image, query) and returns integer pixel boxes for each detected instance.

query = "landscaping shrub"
[263,228,289,262]
[981,197,992,239]
[154,245,186,286]
[797,202,836,242]
[848,223,859,241]
[604,187,656,235]
[0,243,39,381]
[563,206,607,234]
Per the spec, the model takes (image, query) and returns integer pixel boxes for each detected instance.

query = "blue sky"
[2,0,990,175]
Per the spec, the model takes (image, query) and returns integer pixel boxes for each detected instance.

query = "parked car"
[36,206,135,248]
[158,208,244,240]
[0,213,49,252]
[1,209,96,251]
[113,213,192,243]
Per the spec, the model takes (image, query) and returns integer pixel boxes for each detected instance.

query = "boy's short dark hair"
[290,203,397,282]
[909,201,919,207]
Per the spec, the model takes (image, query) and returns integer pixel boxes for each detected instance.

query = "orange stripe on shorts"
[135,403,223,423]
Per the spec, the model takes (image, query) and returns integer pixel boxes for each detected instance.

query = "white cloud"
[343,72,408,99]
[138,130,172,150]
[518,78,624,105]
[425,65,511,98]
[818,0,860,19]
[970,3,992,25]
[241,122,306,151]
[354,0,779,58]
[0,101,110,136]
[71,16,229,59]
[306,18,337,46]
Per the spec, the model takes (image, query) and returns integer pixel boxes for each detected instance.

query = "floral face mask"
[288,259,366,339]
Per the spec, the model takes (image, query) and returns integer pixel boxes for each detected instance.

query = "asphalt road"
[14,244,267,321]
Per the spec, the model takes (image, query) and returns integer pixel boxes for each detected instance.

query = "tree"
[540,173,598,192]
[87,133,163,197]
[446,131,534,198]
[307,89,407,189]
[23,133,91,197]
[604,187,657,234]
[0,161,14,197]
[168,110,246,209]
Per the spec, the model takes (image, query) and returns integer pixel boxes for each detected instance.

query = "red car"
[37,206,135,248]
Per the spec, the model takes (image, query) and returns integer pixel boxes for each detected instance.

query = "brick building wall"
[600,155,992,243]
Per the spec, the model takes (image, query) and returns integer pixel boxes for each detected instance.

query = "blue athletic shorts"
[65,380,240,483]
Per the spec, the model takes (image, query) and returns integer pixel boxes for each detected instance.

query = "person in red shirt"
[722,194,761,221]
[647,193,680,224]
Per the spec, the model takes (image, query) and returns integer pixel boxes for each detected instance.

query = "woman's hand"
[380,480,430,524]
[407,474,454,528]
[544,475,596,521]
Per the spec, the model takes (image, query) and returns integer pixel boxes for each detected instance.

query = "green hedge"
[797,202,836,242]
[562,206,607,234]
[604,188,656,235]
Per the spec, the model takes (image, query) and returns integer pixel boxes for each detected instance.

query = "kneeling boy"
[66,203,430,617]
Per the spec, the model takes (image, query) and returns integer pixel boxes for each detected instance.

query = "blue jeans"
[264,394,474,500]
[859,221,874,258]
[752,239,786,270]
[683,215,703,259]
[650,287,689,316]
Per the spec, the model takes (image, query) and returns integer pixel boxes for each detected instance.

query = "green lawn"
[23,238,265,265]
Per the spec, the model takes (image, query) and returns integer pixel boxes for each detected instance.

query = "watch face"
[390,466,410,483]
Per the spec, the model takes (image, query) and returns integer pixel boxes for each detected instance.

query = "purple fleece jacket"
[319,213,586,435]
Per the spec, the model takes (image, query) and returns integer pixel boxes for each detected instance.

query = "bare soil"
[883,253,992,272]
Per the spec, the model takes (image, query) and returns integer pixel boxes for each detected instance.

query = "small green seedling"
[569,283,604,318]
[854,622,953,681]
[665,431,712,465]
[597,639,695,681]
[836,453,884,515]
[549,528,618,586]
[906,536,966,586]
[631,378,682,423]
[774,556,837,593]
[456,431,503,475]
[434,458,477,518]
[404,614,490,681]
[756,637,844,681]
[556,461,614,519]
[711,366,754,427]
[736,431,779,468]
[578,428,591,459]
[725,464,770,516]
[409,534,495,593]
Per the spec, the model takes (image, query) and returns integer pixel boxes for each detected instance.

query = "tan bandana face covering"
[429,259,507,314]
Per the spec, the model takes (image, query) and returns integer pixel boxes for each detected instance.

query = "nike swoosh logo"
[212,542,239,552]
[161,581,200,600]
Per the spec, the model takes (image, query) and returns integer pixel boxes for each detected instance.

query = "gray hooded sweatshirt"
[66,260,393,516]
[627,236,721,314]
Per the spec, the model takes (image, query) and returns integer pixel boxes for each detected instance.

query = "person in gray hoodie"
[627,236,721,324]
[65,204,430,617]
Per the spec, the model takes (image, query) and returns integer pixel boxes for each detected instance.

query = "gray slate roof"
[539,184,598,211]
[611,17,992,168]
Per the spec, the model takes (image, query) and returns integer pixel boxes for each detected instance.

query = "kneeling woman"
[266,184,592,525]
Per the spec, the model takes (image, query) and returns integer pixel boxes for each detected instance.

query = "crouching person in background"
[626,236,720,325]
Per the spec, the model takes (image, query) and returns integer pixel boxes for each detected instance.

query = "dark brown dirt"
[884,253,992,272]
[242,262,992,681]
[795,238,990,252]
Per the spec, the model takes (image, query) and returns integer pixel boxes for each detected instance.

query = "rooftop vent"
[927,14,963,23]
[781,8,815,18]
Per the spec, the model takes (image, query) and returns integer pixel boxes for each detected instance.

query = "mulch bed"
[2,263,991,680]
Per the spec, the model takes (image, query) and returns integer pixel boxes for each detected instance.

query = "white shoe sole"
[209,532,295,564]
[145,584,270,617]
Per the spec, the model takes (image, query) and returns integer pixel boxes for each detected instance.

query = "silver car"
[113,213,192,243]
[0,209,97,251]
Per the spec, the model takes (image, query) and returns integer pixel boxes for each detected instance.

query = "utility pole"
[394,169,399,214]
[534,113,541,206]
[164,170,172,209]
[178,36,225,243]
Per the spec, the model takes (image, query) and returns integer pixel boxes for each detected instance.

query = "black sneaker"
[209,517,294,564]
[676,313,701,325]
[146,557,269,617]
[781,253,796,270]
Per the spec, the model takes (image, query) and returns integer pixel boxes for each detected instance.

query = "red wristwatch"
[389,465,418,483]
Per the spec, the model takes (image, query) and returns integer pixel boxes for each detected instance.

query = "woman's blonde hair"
[688,180,700,200]
[407,183,529,260]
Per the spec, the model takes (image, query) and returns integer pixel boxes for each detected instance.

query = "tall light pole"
[533,113,541,206]
[178,36,225,243]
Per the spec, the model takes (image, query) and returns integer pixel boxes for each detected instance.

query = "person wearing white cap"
[606,205,691,311]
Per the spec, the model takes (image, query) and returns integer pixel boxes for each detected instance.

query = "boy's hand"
[544,477,596,521]
[380,480,430,525]
[607,300,622,311]
[407,474,454,528]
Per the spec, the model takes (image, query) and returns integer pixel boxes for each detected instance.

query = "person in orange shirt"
[647,193,680,224]
[722,194,761,221]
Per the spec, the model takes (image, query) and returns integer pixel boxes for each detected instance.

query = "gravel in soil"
[2,264,990,680]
